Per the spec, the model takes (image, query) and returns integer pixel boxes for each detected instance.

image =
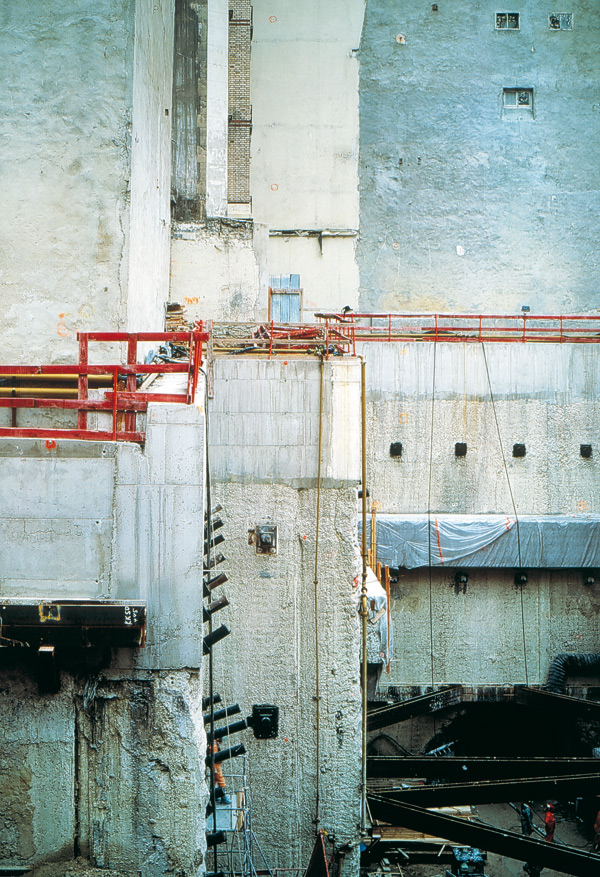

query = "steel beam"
[368,755,600,780]
[372,773,600,806]
[367,686,462,731]
[368,794,600,877]
[515,686,600,721]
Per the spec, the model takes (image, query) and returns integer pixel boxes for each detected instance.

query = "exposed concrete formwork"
[0,402,208,875]
[360,342,600,690]
[207,357,362,873]
[358,0,600,313]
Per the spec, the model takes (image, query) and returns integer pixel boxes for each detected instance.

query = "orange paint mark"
[399,413,409,423]
[270,183,279,191]
[578,500,590,512]
[46,439,57,450]
[269,15,277,22]
[184,296,200,305]
[56,313,73,338]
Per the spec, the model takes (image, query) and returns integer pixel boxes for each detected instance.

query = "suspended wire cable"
[427,342,437,693]
[481,344,529,686]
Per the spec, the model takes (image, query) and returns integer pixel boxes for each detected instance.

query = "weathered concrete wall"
[0,0,175,363]
[0,401,208,873]
[361,342,600,689]
[209,358,361,485]
[0,665,206,876]
[358,0,600,313]
[170,220,262,320]
[267,235,360,321]
[0,667,75,867]
[0,0,134,362]
[207,357,362,873]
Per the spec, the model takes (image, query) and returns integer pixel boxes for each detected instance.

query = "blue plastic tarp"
[359,514,600,569]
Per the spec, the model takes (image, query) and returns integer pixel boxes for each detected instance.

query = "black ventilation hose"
[544,653,600,693]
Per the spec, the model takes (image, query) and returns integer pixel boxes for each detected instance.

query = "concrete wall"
[362,342,600,516]
[0,0,134,362]
[207,357,362,873]
[170,219,263,320]
[360,342,600,689]
[249,1,364,317]
[0,0,174,363]
[0,666,206,876]
[126,0,175,333]
[0,402,208,874]
[358,0,600,313]
[0,402,206,670]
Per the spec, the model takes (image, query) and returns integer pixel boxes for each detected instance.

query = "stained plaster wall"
[0,402,208,874]
[206,357,362,873]
[170,220,263,320]
[360,342,600,689]
[0,0,174,364]
[358,0,600,313]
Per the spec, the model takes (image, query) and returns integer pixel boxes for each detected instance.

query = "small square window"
[496,12,520,29]
[549,12,572,30]
[503,88,533,116]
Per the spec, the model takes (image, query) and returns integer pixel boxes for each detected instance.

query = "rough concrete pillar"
[205,0,229,216]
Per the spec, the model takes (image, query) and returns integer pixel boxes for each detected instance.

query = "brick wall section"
[228,1,252,205]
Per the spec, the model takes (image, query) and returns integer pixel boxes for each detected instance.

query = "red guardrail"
[314,313,600,353]
[0,330,208,443]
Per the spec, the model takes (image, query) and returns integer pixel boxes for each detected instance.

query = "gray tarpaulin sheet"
[360,514,600,569]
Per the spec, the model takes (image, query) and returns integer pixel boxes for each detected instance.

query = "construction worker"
[543,804,556,842]
[211,741,231,805]
[593,808,600,851]
[520,802,534,836]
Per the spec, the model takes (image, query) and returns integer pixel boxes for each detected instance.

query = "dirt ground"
[398,802,594,877]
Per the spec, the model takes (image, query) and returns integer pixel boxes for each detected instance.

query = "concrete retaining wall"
[207,357,362,874]
[361,342,600,688]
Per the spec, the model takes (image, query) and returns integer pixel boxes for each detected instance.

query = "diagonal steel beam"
[515,686,600,721]
[368,755,600,780]
[368,794,600,877]
[372,773,600,806]
[367,686,462,731]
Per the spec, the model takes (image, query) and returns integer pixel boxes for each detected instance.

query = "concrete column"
[127,0,176,331]
[205,0,229,216]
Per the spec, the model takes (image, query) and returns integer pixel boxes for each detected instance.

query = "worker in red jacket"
[544,804,556,842]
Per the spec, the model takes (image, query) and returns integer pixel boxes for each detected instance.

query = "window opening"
[269,275,302,323]
[503,88,534,118]
[549,13,572,29]
[496,12,520,29]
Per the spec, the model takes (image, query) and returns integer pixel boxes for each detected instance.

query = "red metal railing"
[0,330,208,443]
[314,313,600,352]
